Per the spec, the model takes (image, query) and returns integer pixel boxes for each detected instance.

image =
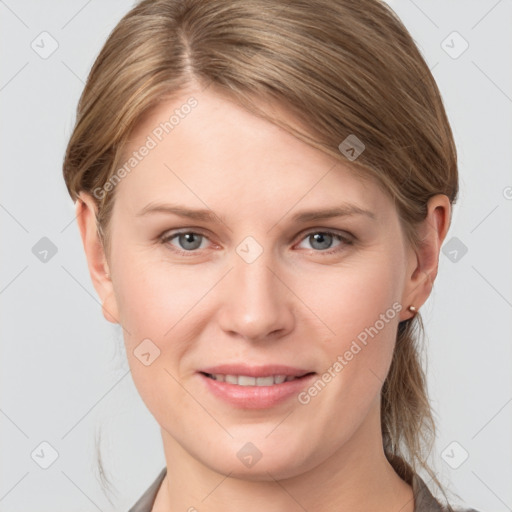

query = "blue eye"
[161,231,208,255]
[160,229,353,256]
[297,230,352,254]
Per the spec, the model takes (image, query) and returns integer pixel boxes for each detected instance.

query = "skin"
[76,83,450,512]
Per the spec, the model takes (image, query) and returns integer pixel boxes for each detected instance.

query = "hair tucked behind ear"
[62,0,459,505]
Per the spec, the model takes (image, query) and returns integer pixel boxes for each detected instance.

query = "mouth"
[200,372,315,386]
[197,365,317,409]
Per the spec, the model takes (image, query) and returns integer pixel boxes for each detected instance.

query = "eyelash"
[159,228,354,257]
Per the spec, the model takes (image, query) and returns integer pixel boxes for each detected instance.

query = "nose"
[217,250,295,342]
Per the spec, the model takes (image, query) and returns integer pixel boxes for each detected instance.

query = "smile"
[198,369,317,409]
[202,373,305,386]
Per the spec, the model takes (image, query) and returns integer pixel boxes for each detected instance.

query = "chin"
[194,436,316,482]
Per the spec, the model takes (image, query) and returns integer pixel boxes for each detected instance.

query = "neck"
[154,406,414,512]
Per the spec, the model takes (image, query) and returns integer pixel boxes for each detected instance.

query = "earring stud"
[408,305,417,314]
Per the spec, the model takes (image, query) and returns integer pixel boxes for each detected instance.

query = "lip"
[199,364,312,378]
[197,364,316,409]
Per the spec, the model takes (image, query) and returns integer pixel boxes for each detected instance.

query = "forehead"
[112,86,392,222]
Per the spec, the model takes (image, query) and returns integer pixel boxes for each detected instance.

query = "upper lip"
[199,364,314,378]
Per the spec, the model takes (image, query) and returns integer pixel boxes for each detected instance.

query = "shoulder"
[127,467,167,512]
[411,473,483,512]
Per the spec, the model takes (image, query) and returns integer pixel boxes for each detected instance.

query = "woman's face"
[94,85,420,480]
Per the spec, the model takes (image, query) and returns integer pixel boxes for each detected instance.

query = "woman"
[62,0,482,511]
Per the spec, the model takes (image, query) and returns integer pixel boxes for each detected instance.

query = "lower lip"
[198,373,316,409]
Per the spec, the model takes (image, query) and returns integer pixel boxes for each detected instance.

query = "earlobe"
[75,193,120,325]
[400,194,451,321]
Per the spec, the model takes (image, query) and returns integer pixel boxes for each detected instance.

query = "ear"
[75,192,120,324]
[400,194,452,321]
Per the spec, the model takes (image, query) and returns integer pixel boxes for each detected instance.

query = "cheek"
[311,256,402,336]
[114,251,205,341]
[112,261,207,423]
[112,252,217,403]
[304,253,404,385]
[288,257,403,444]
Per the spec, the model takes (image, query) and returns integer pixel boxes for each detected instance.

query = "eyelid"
[292,228,354,255]
[159,228,215,252]
[159,227,354,255]
[160,227,211,241]
[296,227,354,244]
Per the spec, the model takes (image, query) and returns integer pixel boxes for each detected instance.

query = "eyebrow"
[136,203,376,223]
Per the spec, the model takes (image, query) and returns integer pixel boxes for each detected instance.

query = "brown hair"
[63,0,458,505]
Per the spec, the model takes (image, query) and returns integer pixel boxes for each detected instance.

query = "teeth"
[238,375,256,386]
[256,376,274,386]
[209,374,294,386]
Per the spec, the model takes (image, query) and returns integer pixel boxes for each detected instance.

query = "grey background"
[1,1,511,511]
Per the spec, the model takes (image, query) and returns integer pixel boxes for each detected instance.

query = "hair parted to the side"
[63,0,458,506]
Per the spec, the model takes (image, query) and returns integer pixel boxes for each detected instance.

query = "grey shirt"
[128,466,481,512]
